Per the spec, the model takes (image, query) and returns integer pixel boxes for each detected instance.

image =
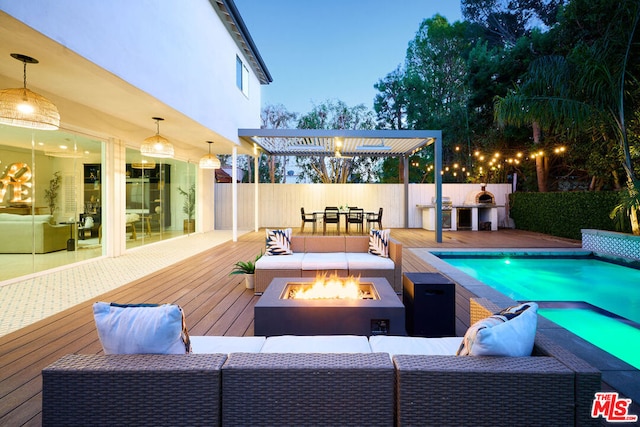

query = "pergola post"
[403,155,409,228]
[232,146,238,242]
[434,131,443,243]
[254,149,259,232]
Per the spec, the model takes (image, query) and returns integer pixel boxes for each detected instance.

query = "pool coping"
[410,247,640,407]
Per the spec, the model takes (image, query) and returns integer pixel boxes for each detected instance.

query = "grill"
[432,196,453,210]
[432,196,452,228]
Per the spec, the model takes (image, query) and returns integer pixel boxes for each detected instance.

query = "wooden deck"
[0,228,583,426]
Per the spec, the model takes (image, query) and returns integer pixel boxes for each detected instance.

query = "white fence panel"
[215,183,512,230]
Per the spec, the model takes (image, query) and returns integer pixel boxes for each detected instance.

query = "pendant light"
[0,53,60,130]
[199,140,221,169]
[140,117,174,158]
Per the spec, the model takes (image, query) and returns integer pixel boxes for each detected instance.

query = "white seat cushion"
[190,336,266,354]
[345,252,395,270]
[369,335,462,358]
[260,335,372,353]
[301,253,348,271]
[255,253,304,270]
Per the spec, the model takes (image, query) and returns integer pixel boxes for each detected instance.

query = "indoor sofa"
[42,298,601,427]
[0,213,68,253]
[254,234,402,294]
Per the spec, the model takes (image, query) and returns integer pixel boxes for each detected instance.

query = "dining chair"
[366,207,383,230]
[300,207,317,234]
[346,208,364,234]
[323,207,340,235]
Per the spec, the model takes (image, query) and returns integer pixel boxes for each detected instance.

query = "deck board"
[0,228,585,425]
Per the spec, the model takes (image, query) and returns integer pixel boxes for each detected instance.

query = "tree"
[260,104,298,183]
[374,65,409,130]
[295,100,378,183]
[495,0,640,232]
[461,0,564,46]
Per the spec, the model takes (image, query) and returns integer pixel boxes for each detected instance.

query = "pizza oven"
[464,186,495,205]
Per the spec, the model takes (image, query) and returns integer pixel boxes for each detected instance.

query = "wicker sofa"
[42,298,601,427]
[254,235,402,294]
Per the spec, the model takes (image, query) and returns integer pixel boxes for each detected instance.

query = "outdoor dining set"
[300,206,383,234]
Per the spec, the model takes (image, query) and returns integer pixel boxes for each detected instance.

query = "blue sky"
[234,1,463,115]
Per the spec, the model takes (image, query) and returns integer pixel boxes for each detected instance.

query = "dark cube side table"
[403,272,455,337]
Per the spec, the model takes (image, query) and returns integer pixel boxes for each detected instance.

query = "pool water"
[439,255,640,369]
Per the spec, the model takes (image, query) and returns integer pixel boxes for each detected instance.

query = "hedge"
[508,191,630,240]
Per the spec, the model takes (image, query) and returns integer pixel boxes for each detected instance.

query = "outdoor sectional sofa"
[41,298,601,426]
[254,234,403,295]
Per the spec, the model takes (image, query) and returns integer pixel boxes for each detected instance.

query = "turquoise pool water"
[439,254,640,369]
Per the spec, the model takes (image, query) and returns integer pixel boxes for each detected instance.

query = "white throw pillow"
[456,302,538,357]
[368,228,390,258]
[93,302,191,354]
[265,228,293,255]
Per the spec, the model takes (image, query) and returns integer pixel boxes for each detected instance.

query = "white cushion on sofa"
[301,253,348,271]
[345,252,395,270]
[369,335,462,357]
[190,336,265,354]
[261,335,372,353]
[255,253,305,269]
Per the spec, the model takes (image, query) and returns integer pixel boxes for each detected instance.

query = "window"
[236,55,249,97]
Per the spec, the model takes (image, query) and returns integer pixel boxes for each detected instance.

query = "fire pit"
[254,276,405,336]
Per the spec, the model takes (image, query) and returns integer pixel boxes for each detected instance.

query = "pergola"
[237,128,444,242]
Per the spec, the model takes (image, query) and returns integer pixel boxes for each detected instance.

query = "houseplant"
[229,252,262,289]
[177,184,195,233]
[44,171,61,215]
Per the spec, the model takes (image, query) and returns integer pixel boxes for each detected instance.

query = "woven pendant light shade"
[199,141,221,169]
[0,54,60,130]
[140,117,174,158]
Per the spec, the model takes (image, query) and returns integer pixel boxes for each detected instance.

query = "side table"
[403,272,455,337]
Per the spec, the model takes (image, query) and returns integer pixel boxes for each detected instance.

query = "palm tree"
[494,0,640,233]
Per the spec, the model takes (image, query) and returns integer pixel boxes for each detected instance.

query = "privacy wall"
[215,183,513,230]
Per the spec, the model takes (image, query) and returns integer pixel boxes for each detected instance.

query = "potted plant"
[229,252,262,289]
[44,171,61,215]
[178,184,195,233]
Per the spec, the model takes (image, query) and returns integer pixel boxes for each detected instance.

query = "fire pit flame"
[287,274,373,300]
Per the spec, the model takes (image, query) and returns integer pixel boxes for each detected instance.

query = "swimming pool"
[436,253,640,369]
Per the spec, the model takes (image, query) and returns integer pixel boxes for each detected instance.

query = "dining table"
[313,209,375,234]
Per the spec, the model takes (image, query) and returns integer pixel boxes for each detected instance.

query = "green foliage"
[610,180,640,232]
[295,100,379,183]
[43,171,61,215]
[177,184,195,220]
[229,252,263,275]
[509,191,630,240]
[260,104,298,183]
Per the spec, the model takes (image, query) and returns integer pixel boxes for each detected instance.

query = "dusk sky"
[234,0,463,115]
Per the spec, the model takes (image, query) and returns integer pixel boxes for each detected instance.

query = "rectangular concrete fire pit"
[254,277,405,336]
